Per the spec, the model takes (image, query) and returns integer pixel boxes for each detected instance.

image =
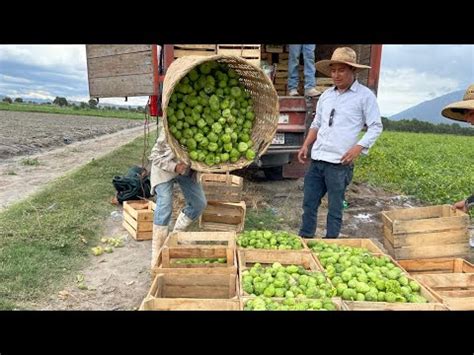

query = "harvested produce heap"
[167,61,257,166]
[307,240,428,303]
[237,230,304,250]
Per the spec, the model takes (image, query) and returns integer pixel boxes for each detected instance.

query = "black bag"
[112,166,152,205]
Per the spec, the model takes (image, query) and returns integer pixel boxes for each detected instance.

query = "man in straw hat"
[441,84,474,215]
[148,118,207,268]
[297,47,383,239]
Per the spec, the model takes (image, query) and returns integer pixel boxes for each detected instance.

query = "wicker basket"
[162,55,279,173]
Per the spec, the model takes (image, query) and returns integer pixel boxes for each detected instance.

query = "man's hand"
[175,162,188,175]
[452,199,467,213]
[341,145,364,165]
[298,145,309,164]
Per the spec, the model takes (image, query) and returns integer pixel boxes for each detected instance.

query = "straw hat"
[316,47,371,77]
[441,84,474,122]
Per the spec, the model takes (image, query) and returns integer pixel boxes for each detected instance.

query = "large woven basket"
[162,55,279,173]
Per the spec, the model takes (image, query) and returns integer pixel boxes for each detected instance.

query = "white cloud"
[377,68,459,116]
[0,45,87,74]
[0,74,33,84]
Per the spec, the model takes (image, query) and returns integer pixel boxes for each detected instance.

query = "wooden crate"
[139,272,240,310]
[237,235,310,253]
[238,249,325,297]
[398,258,474,310]
[217,44,261,67]
[173,44,217,59]
[342,273,446,310]
[240,296,347,310]
[199,201,246,233]
[122,200,156,241]
[198,173,243,203]
[382,205,470,260]
[151,231,237,277]
[302,238,386,255]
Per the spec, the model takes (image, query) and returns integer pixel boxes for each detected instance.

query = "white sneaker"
[304,87,322,97]
[288,89,299,96]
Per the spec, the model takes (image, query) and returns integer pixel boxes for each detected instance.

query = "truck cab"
[86,44,382,178]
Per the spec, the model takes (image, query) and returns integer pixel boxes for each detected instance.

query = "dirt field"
[0,110,143,159]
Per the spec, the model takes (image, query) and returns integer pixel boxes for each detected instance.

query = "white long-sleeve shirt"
[310,80,383,164]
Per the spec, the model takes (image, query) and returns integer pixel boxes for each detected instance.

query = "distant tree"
[53,96,68,107]
[79,102,89,109]
[14,97,23,103]
[88,98,98,108]
[2,96,13,104]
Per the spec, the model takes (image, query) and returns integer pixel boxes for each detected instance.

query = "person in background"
[288,44,321,97]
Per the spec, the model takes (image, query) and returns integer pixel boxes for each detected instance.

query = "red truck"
[86,44,382,179]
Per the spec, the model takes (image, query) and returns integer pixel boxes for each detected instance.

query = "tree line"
[1,96,146,113]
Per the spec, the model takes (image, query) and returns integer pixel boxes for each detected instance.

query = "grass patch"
[0,102,144,120]
[21,158,40,166]
[0,131,157,309]
[244,208,286,231]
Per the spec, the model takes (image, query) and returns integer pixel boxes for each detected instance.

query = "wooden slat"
[122,220,152,240]
[383,205,446,221]
[123,211,152,232]
[388,229,468,248]
[343,301,448,310]
[174,50,216,57]
[398,258,457,273]
[413,273,474,289]
[442,297,474,310]
[393,215,469,235]
[87,51,153,79]
[217,48,260,58]
[168,247,227,259]
[140,298,240,310]
[438,290,474,298]
[86,45,152,58]
[174,44,216,50]
[384,238,469,260]
[167,231,236,246]
[89,73,155,98]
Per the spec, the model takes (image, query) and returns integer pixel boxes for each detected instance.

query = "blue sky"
[0,45,473,115]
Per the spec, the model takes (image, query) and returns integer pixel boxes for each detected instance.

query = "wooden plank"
[412,273,474,289]
[87,51,153,79]
[174,44,216,50]
[393,215,469,235]
[140,298,240,310]
[89,73,155,98]
[383,226,395,245]
[123,211,152,232]
[386,240,470,260]
[388,229,468,248]
[438,290,474,298]
[86,45,152,58]
[167,231,236,246]
[122,219,152,240]
[217,48,260,58]
[275,71,288,79]
[442,297,474,310]
[398,258,457,273]
[174,50,216,58]
[383,205,446,221]
[343,301,448,310]
[265,45,284,53]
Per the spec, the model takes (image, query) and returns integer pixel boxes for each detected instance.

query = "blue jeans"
[153,175,207,226]
[288,44,316,91]
[299,160,354,238]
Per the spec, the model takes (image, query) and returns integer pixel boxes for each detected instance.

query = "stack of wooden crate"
[198,173,246,233]
[261,45,288,95]
[216,44,261,67]
[173,44,217,59]
[142,231,240,310]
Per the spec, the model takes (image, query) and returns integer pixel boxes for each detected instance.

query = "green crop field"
[355,131,474,206]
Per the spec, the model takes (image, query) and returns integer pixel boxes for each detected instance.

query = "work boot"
[304,87,322,97]
[151,225,168,268]
[173,211,194,232]
[288,89,299,96]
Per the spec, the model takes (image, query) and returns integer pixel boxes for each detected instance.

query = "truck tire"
[263,166,284,181]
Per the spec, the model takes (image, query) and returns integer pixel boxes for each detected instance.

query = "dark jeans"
[299,160,354,238]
